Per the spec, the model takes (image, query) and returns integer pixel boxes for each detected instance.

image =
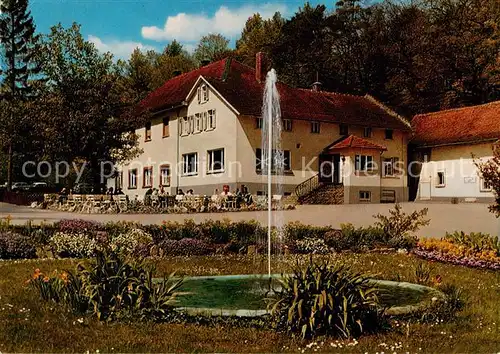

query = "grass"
[0,253,498,352]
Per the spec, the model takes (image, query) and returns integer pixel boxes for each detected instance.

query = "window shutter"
[212,109,216,129]
[203,112,207,130]
[197,88,201,104]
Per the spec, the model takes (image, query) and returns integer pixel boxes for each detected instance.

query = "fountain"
[162,69,444,319]
[261,69,284,276]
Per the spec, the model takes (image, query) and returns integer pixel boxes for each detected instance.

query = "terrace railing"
[294,173,321,199]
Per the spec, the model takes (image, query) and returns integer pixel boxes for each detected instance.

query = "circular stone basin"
[171,274,445,317]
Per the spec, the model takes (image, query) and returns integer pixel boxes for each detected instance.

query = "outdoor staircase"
[295,174,344,205]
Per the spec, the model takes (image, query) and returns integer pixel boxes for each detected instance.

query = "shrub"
[50,232,98,258]
[29,251,183,321]
[373,203,429,249]
[80,252,182,321]
[229,220,266,248]
[198,219,232,244]
[111,228,153,255]
[294,237,331,254]
[337,224,381,251]
[445,231,500,255]
[0,232,37,259]
[283,221,330,242]
[268,259,382,339]
[58,219,102,234]
[159,238,214,256]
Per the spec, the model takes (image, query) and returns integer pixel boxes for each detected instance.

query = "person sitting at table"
[220,184,232,197]
[177,189,185,196]
[106,187,114,201]
[186,189,194,196]
[58,187,68,205]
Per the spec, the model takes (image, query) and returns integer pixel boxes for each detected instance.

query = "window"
[283,119,292,132]
[194,113,203,133]
[359,191,371,202]
[363,127,372,138]
[197,84,209,104]
[436,171,445,187]
[383,157,400,177]
[145,122,152,141]
[311,121,320,134]
[128,169,137,189]
[339,124,349,136]
[283,150,291,171]
[480,178,492,192]
[182,153,198,176]
[355,155,374,172]
[207,109,216,130]
[180,116,191,136]
[143,167,153,188]
[207,148,224,173]
[162,117,169,137]
[159,165,171,187]
[255,117,263,129]
[385,129,394,140]
[256,148,291,172]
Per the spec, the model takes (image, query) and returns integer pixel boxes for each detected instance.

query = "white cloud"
[141,3,288,42]
[88,35,155,59]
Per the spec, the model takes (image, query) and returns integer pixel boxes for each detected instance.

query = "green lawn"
[0,254,499,353]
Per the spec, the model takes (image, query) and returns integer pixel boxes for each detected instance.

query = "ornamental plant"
[268,258,382,339]
[374,203,429,249]
[110,228,153,255]
[475,145,500,217]
[50,232,98,258]
[0,231,36,259]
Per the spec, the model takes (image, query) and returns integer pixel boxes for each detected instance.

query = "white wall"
[418,142,495,200]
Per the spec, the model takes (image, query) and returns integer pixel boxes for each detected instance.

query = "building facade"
[112,54,411,204]
[412,102,500,203]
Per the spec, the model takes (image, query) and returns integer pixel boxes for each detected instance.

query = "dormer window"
[198,84,209,104]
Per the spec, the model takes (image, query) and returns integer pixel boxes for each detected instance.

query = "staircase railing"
[294,173,321,199]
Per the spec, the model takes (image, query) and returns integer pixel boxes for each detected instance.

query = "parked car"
[11,182,30,191]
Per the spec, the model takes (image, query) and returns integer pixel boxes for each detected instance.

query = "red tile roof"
[139,58,411,131]
[325,135,387,152]
[412,101,500,146]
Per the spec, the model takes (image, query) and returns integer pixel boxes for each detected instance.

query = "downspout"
[176,110,180,194]
[379,151,383,203]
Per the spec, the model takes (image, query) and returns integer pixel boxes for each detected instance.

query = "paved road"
[0,202,498,238]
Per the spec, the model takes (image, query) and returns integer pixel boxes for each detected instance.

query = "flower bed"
[415,235,500,271]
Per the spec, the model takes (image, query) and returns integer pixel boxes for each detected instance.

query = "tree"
[0,0,41,189]
[164,39,183,57]
[476,145,500,217]
[119,48,157,102]
[236,12,284,66]
[33,23,143,189]
[270,3,331,88]
[193,33,230,64]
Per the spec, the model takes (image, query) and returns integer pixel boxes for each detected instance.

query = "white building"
[110,53,411,203]
[412,101,500,203]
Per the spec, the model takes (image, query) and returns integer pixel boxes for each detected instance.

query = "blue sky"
[30,0,328,59]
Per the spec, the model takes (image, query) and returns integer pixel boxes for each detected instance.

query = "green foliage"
[445,231,500,256]
[80,252,182,321]
[49,232,97,258]
[193,33,231,64]
[412,262,434,286]
[374,203,429,249]
[110,228,153,255]
[30,251,183,321]
[337,223,386,251]
[412,284,466,324]
[268,259,383,339]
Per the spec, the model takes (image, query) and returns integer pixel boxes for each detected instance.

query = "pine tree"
[0,0,40,190]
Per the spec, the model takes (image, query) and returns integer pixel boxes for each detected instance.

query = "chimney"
[172,70,182,77]
[255,52,267,83]
[311,81,323,92]
[201,59,211,67]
